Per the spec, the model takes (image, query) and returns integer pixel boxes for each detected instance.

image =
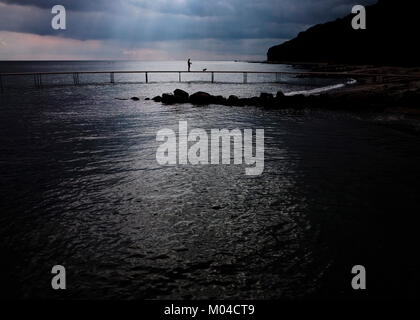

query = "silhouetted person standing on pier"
[187,59,192,72]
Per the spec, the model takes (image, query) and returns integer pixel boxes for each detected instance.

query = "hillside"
[267,0,420,66]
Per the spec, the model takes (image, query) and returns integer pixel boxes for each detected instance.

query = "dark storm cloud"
[0,0,378,42]
[129,0,375,22]
[0,0,122,11]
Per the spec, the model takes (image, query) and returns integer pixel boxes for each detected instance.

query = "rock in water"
[161,93,177,104]
[260,92,274,101]
[131,97,140,101]
[227,95,240,105]
[173,89,189,102]
[189,91,213,105]
[152,96,162,102]
[213,95,227,105]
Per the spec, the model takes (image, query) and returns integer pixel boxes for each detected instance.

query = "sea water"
[0,61,419,299]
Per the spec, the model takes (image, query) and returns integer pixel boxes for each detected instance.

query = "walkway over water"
[1,70,419,92]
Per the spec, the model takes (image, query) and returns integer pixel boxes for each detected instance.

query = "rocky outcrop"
[152,89,294,107]
[147,85,420,114]
[161,93,178,104]
[150,89,303,107]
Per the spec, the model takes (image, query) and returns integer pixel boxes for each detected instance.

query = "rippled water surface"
[1,61,419,299]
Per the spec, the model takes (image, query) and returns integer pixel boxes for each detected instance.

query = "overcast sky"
[0,0,377,60]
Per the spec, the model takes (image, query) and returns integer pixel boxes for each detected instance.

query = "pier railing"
[1,70,419,92]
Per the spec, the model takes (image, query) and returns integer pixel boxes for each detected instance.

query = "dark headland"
[267,0,419,66]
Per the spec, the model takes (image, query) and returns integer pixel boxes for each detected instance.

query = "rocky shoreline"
[121,64,420,122]
[136,80,420,115]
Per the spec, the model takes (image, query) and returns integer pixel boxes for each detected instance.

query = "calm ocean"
[0,61,419,299]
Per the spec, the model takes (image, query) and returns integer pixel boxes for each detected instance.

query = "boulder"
[249,96,261,105]
[161,93,177,104]
[213,95,227,105]
[260,92,274,101]
[173,89,189,102]
[131,97,140,101]
[152,96,162,102]
[189,91,213,104]
[227,95,240,105]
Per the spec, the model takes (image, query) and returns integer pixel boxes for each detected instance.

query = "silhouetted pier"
[1,70,419,92]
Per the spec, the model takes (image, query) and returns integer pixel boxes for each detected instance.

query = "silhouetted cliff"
[267,0,420,66]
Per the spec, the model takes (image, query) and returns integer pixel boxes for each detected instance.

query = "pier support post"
[145,72,148,84]
[0,75,3,93]
[33,74,42,88]
[179,72,181,83]
[72,73,80,86]
[243,72,248,84]
[211,72,214,83]
[110,72,115,84]
[73,73,76,86]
